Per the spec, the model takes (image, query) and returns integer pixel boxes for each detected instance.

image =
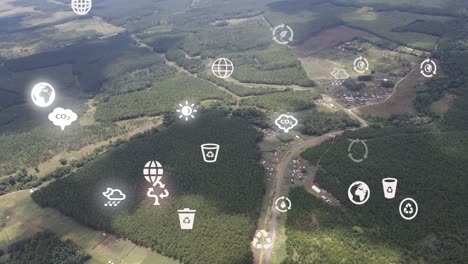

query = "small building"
[312,185,321,194]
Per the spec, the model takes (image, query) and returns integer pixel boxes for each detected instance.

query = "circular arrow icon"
[353,56,369,74]
[275,196,292,213]
[273,24,294,45]
[348,139,368,163]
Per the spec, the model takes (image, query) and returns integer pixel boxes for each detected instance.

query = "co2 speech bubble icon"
[275,114,298,133]
[48,107,78,130]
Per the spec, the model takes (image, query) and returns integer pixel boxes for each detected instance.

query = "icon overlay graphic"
[201,143,220,163]
[31,82,55,107]
[252,230,272,249]
[143,161,169,206]
[178,208,196,230]
[275,196,291,213]
[382,178,398,199]
[212,58,234,78]
[275,114,298,133]
[177,101,197,121]
[353,56,369,74]
[48,107,78,130]
[102,188,126,207]
[71,0,92,16]
[348,139,368,163]
[348,181,370,205]
[272,24,294,45]
[330,68,349,85]
[399,198,418,220]
[420,59,437,78]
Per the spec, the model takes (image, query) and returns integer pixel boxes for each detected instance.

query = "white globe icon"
[71,0,92,16]
[143,161,163,185]
[212,58,234,79]
[31,82,56,107]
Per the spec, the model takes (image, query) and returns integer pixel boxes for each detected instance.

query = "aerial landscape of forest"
[0,0,467,263]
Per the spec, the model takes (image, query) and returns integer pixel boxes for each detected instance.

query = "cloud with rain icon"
[102,188,126,207]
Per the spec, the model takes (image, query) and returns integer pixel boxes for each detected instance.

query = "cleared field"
[342,9,453,51]
[0,190,179,264]
[354,66,426,117]
[294,25,379,57]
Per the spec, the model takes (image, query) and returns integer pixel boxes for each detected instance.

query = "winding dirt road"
[263,130,344,263]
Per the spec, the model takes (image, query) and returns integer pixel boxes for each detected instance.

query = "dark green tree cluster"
[198,73,288,97]
[5,231,90,264]
[0,122,124,175]
[299,127,468,263]
[32,112,265,264]
[241,90,319,111]
[282,188,401,264]
[94,76,233,122]
[165,48,205,74]
[300,109,360,135]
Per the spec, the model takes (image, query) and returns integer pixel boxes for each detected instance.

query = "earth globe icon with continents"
[348,181,370,205]
[31,82,56,107]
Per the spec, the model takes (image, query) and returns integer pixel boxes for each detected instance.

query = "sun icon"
[177,101,197,121]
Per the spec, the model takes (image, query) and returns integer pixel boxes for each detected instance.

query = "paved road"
[264,130,344,264]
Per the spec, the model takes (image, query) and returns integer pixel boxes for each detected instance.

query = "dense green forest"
[32,112,265,264]
[299,127,468,263]
[4,231,90,264]
[95,76,234,122]
[283,188,401,264]
[241,90,319,111]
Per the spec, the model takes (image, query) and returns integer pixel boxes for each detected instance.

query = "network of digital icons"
[101,186,196,229]
[347,179,418,220]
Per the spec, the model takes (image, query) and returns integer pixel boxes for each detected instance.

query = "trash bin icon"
[382,178,397,199]
[201,143,220,163]
[178,208,196,230]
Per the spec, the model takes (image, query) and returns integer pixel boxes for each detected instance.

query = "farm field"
[0,190,179,264]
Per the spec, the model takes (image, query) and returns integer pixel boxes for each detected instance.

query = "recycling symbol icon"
[183,217,191,224]
[206,151,215,158]
[386,187,393,193]
[403,203,414,214]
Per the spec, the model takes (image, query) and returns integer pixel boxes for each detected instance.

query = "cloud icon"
[275,114,298,133]
[330,68,349,80]
[102,188,126,201]
[48,107,78,130]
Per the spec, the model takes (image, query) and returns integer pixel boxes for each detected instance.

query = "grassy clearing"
[354,67,426,118]
[0,190,179,264]
[342,9,452,50]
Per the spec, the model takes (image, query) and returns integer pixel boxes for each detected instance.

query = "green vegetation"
[5,231,90,264]
[95,76,234,122]
[300,109,360,135]
[32,112,264,264]
[4,36,163,94]
[283,188,401,264]
[232,48,315,87]
[298,127,468,263]
[241,90,319,111]
[0,118,123,175]
[198,73,287,97]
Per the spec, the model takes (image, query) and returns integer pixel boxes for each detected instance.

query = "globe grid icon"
[212,58,234,79]
[71,0,92,16]
[143,160,163,183]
